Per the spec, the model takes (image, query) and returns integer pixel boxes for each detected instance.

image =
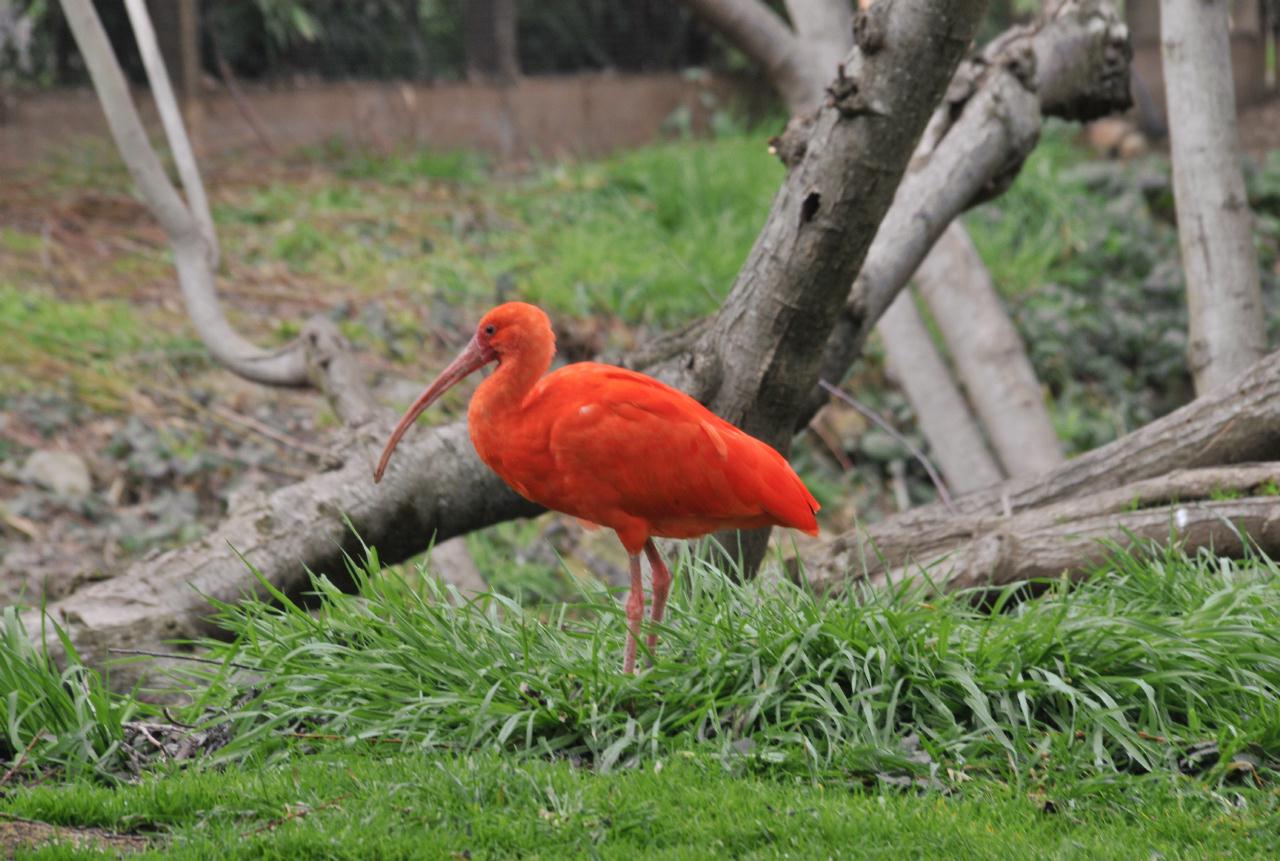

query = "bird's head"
[373,302,553,483]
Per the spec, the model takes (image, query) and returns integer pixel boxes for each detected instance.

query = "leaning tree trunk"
[28,1,1140,687]
[878,290,1005,493]
[684,0,1053,500]
[684,0,991,568]
[915,223,1064,477]
[1161,0,1267,393]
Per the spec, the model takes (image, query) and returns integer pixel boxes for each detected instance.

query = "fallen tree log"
[803,342,1280,591]
[865,347,1280,536]
[805,463,1280,592]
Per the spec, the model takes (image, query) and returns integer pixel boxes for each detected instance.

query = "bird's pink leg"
[622,552,645,674]
[644,538,672,653]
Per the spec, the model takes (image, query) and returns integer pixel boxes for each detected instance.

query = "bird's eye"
[484,324,496,336]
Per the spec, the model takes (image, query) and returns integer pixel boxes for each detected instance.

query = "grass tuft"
[188,541,1280,784]
[0,609,138,780]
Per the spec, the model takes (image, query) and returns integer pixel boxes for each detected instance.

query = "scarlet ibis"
[374,302,819,673]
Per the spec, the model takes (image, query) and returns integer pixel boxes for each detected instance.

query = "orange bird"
[374,302,819,673]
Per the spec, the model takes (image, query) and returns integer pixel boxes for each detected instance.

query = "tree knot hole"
[1001,42,1037,89]
[800,189,822,226]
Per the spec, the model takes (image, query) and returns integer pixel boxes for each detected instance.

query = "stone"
[429,536,488,596]
[22,450,92,498]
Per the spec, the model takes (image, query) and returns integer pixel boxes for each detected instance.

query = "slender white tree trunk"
[879,290,1005,493]
[782,0,855,83]
[1161,0,1267,393]
[915,223,1064,477]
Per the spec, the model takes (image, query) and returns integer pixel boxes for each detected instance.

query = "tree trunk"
[679,0,826,112]
[145,0,201,151]
[915,222,1064,477]
[803,352,1280,593]
[687,0,990,568]
[812,0,1131,423]
[689,0,1082,498]
[1161,0,1267,393]
[61,0,311,386]
[34,2,1147,685]
[463,0,520,84]
[781,0,855,85]
[879,289,1005,494]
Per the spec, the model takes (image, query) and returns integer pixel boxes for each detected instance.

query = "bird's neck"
[470,339,555,419]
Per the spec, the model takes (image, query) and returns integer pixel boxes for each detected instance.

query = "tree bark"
[34,2,1143,682]
[804,463,1280,592]
[686,0,989,566]
[1161,0,1267,393]
[29,0,990,679]
[833,347,1280,537]
[915,223,1064,477]
[812,0,1130,421]
[124,0,217,267]
[679,0,825,111]
[700,0,1074,497]
[781,0,855,87]
[463,0,520,84]
[879,289,1005,493]
[60,0,315,387]
[20,422,540,677]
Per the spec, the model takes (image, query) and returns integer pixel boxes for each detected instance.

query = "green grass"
[204,133,780,335]
[0,284,155,406]
[0,609,140,780]
[165,541,1280,786]
[4,544,1279,855]
[496,135,782,324]
[4,750,1277,859]
[962,125,1092,300]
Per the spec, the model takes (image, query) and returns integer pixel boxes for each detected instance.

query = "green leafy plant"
[187,540,1280,784]
[0,608,139,779]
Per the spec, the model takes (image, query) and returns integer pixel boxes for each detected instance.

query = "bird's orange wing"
[524,364,818,546]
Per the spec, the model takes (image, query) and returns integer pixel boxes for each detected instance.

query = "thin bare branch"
[122,0,218,267]
[677,0,825,111]
[821,379,957,509]
[59,0,310,386]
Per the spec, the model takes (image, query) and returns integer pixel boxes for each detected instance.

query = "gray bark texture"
[804,463,1280,592]
[679,0,830,111]
[807,347,1280,590]
[816,0,1130,409]
[1160,0,1268,393]
[695,0,1102,496]
[879,290,1005,493]
[679,0,990,563]
[782,0,856,87]
[915,223,1065,477]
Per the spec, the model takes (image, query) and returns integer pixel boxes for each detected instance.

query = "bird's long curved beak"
[373,335,496,483]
